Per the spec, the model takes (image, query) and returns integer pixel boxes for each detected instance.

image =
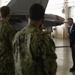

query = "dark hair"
[29,3,45,20]
[0,6,10,18]
[67,18,73,22]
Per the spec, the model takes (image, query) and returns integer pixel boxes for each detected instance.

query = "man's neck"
[30,20,41,28]
[2,17,9,22]
[70,24,73,27]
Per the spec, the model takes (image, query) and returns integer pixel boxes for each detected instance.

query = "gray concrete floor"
[53,38,75,75]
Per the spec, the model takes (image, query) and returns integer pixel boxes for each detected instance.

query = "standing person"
[0,6,16,75]
[13,3,57,75]
[67,18,75,72]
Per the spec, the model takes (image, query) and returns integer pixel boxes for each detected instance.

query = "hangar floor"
[53,38,75,75]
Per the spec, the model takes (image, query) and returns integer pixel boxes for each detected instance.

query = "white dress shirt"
[70,24,73,33]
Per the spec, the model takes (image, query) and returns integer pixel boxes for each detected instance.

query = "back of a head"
[0,6,10,18]
[29,3,45,20]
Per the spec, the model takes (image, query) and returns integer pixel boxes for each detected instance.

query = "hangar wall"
[0,0,10,6]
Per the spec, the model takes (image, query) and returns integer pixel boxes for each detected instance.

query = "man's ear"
[42,16,44,20]
[41,17,44,22]
[43,16,45,19]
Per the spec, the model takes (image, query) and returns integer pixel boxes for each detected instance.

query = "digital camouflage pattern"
[0,21,16,75]
[13,24,57,75]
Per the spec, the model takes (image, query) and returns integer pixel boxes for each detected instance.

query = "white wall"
[0,0,10,7]
[0,0,2,7]
[69,7,75,22]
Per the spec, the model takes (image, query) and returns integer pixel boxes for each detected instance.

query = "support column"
[0,0,2,7]
[62,0,68,39]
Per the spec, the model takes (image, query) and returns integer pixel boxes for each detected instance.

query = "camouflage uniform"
[13,24,57,75]
[0,21,16,75]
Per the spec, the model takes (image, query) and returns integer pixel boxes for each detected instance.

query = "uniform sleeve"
[12,31,23,75]
[12,30,26,61]
[42,34,57,59]
[1,23,16,45]
[42,34,57,75]
[12,31,21,54]
[8,24,16,42]
[30,30,45,60]
[30,32,57,60]
[30,32,57,75]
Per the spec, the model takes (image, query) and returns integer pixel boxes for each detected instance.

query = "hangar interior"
[0,0,75,75]
[0,0,75,39]
[45,0,75,39]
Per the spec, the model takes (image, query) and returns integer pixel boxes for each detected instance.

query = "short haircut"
[0,6,10,18]
[67,18,73,22]
[29,3,45,20]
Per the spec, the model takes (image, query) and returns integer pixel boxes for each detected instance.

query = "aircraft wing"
[7,0,49,15]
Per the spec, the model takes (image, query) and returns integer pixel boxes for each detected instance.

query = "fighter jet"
[7,0,64,30]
